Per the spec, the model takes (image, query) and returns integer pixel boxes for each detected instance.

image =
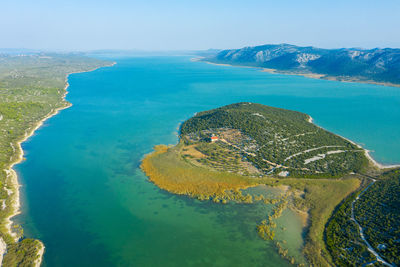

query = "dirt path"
[350,179,394,267]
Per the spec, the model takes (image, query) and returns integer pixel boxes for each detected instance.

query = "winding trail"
[283,145,344,162]
[350,179,394,267]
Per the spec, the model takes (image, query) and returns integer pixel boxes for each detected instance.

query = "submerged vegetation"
[141,102,369,266]
[142,141,361,266]
[0,53,111,266]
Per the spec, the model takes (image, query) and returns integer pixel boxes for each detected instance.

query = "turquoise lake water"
[15,56,400,266]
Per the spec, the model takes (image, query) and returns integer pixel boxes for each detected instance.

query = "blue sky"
[1,0,400,50]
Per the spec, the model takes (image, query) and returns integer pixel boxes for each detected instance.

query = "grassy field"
[0,53,111,266]
[142,142,362,266]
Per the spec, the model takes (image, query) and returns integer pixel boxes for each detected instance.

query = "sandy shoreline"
[261,67,326,80]
[195,58,400,88]
[363,150,400,169]
[0,238,6,264]
[195,58,400,169]
[34,242,45,267]
[307,115,400,170]
[1,61,116,266]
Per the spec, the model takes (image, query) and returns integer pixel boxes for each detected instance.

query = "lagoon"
[15,56,400,266]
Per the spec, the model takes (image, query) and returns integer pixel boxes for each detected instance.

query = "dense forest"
[180,102,368,177]
[325,169,400,266]
[355,170,400,265]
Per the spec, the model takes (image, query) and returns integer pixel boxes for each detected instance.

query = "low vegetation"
[277,178,361,266]
[181,102,369,177]
[142,102,365,266]
[141,144,257,202]
[2,239,43,267]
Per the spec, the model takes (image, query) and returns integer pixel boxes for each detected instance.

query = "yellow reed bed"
[141,144,259,201]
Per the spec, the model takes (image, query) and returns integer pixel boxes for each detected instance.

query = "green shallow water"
[15,56,400,266]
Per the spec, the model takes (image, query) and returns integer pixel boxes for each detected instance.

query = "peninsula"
[142,102,400,266]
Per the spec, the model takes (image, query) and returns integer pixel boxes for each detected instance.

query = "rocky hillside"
[204,44,400,85]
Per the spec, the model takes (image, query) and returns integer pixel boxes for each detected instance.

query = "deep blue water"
[15,56,400,266]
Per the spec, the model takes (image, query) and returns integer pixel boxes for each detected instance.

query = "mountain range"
[203,44,400,86]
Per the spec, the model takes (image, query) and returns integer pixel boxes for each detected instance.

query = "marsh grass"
[142,143,361,266]
[141,144,258,202]
[270,177,361,266]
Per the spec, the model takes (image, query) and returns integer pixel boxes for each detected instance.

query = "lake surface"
[15,56,400,266]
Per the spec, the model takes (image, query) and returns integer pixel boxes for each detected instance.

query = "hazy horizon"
[2,0,400,51]
[1,43,400,54]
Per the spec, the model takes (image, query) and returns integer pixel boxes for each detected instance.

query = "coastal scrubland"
[180,103,369,177]
[0,53,110,266]
[141,102,370,266]
[326,169,400,266]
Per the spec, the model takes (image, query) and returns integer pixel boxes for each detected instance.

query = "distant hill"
[203,44,400,86]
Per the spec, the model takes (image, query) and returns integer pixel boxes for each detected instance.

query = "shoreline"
[1,61,116,266]
[195,60,400,170]
[307,115,400,170]
[142,122,360,266]
[34,242,45,267]
[194,58,400,88]
[142,103,394,266]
